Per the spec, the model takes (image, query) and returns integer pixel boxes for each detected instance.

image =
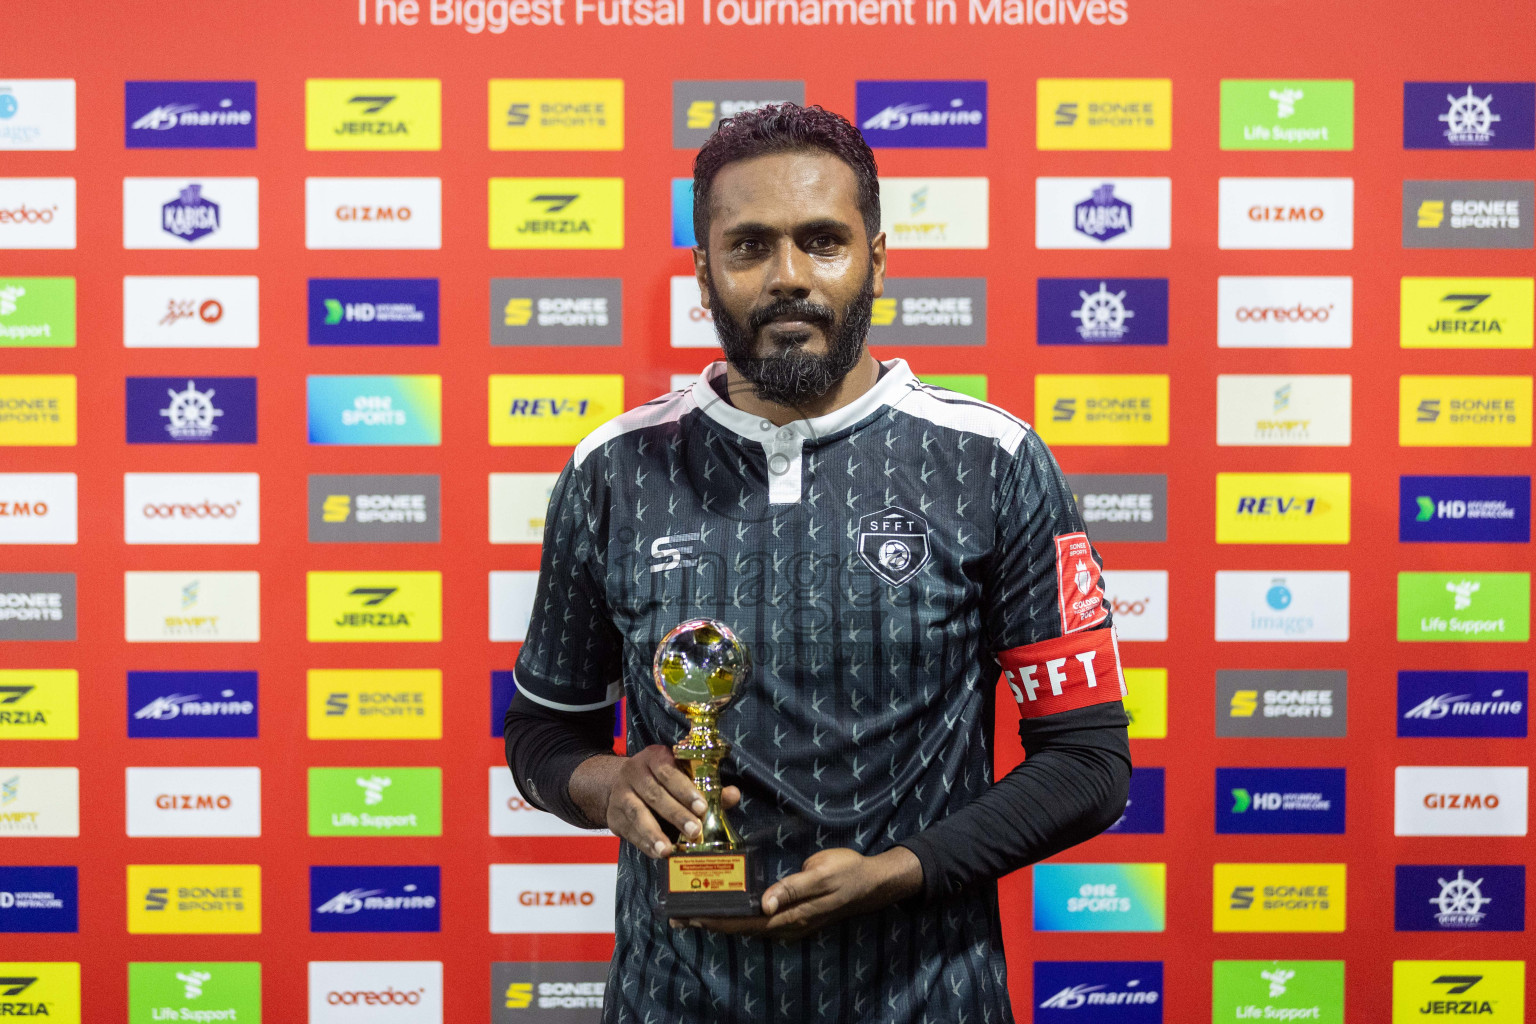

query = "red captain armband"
[998,627,1126,719]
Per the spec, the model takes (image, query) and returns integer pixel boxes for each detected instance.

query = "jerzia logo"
[305,79,441,150]
[857,506,930,585]
[490,178,623,249]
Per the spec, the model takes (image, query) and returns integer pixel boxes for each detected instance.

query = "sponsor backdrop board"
[2,2,1534,1021]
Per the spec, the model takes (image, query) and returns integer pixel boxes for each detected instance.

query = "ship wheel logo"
[1440,86,1500,145]
[160,380,224,440]
[1072,282,1135,341]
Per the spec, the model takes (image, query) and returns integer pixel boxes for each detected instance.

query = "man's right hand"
[569,745,741,859]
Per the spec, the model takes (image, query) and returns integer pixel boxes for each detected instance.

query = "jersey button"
[768,453,791,475]
[777,427,795,442]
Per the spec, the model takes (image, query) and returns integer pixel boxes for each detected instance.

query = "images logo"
[1032,961,1162,1022]
[311,866,440,933]
[1036,178,1170,249]
[1215,472,1351,544]
[123,178,257,249]
[1397,571,1530,642]
[1211,961,1344,1024]
[1395,766,1529,837]
[489,79,622,151]
[1037,278,1167,346]
[856,80,986,148]
[0,178,76,248]
[0,963,79,1024]
[305,177,442,249]
[0,670,78,740]
[128,961,261,1024]
[125,767,261,838]
[1066,474,1167,542]
[1403,180,1533,249]
[0,573,76,641]
[1214,571,1350,642]
[127,672,258,739]
[1036,78,1171,150]
[125,376,257,444]
[309,767,441,837]
[306,572,442,643]
[489,864,618,934]
[1216,375,1352,446]
[1395,866,1526,932]
[127,865,261,934]
[1104,767,1164,835]
[1035,374,1169,446]
[126,81,256,148]
[305,79,440,150]
[1216,768,1346,834]
[1399,375,1532,447]
[489,178,623,249]
[879,177,990,249]
[1405,82,1536,150]
[1220,80,1354,150]
[488,374,624,446]
[0,374,76,446]
[490,278,623,346]
[0,867,76,932]
[1213,863,1345,932]
[1216,670,1348,738]
[0,80,76,150]
[307,375,441,446]
[308,278,438,346]
[1400,277,1533,349]
[1399,475,1530,543]
[0,277,74,348]
[1033,863,1165,932]
[1392,961,1525,1022]
[1219,177,1354,249]
[490,962,608,1022]
[1398,671,1527,738]
[306,670,443,740]
[671,80,804,147]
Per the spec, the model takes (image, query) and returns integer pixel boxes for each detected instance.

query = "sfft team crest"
[1056,532,1109,633]
[858,507,930,585]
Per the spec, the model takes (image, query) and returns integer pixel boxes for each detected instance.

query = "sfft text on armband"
[999,627,1124,718]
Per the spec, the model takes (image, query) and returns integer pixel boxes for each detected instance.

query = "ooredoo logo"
[309,961,442,1023]
[0,179,76,249]
[124,473,259,545]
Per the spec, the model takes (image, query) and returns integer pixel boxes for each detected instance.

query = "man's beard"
[707,266,875,407]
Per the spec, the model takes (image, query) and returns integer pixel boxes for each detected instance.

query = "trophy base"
[655,849,762,919]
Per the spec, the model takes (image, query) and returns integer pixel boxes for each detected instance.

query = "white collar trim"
[687,358,914,443]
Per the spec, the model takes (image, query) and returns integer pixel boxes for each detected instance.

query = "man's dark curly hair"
[692,103,881,249]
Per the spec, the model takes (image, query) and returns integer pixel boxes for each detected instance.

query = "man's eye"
[735,239,764,253]
[807,235,835,249]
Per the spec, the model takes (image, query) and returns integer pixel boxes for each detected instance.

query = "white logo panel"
[0,473,77,544]
[1395,766,1529,836]
[306,177,442,250]
[0,178,76,249]
[123,275,259,348]
[1103,570,1168,641]
[125,766,262,837]
[879,177,989,249]
[1217,375,1353,446]
[1217,276,1353,348]
[0,767,79,837]
[489,571,538,642]
[489,473,558,545]
[1218,178,1354,250]
[124,473,260,545]
[308,961,443,1024]
[0,80,76,150]
[1035,177,1172,250]
[1215,570,1350,642]
[489,863,618,934]
[123,177,259,249]
[670,275,718,348]
[488,768,599,838]
[123,570,261,642]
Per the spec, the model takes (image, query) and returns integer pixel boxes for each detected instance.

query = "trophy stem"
[674,708,742,853]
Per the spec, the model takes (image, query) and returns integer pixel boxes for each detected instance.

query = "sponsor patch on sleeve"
[1000,626,1125,718]
[1055,531,1109,633]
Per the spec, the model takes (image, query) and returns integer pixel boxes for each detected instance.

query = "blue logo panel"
[0,867,78,932]
[492,671,622,739]
[856,81,987,148]
[1404,82,1535,150]
[125,81,258,148]
[127,671,259,738]
[1033,961,1163,1022]
[1399,475,1530,542]
[310,865,440,932]
[671,179,696,247]
[1394,865,1525,931]
[1397,671,1527,738]
[1215,768,1346,834]
[1037,278,1168,345]
[307,278,439,346]
[1106,767,1164,834]
[125,377,257,444]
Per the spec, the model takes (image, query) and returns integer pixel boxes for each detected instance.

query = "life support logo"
[857,506,930,586]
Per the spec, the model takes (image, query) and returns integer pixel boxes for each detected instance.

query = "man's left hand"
[679,846,923,940]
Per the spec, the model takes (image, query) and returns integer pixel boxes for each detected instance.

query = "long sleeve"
[503,689,617,829]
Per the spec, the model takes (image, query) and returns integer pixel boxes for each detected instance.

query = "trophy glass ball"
[652,618,762,917]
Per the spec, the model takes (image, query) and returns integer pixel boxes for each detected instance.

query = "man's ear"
[692,245,710,310]
[869,231,887,299]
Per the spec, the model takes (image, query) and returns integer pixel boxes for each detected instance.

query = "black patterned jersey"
[513,358,1125,1024]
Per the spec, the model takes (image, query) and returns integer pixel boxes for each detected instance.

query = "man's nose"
[764,239,812,299]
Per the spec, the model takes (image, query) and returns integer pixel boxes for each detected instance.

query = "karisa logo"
[162,184,220,242]
[1075,183,1132,241]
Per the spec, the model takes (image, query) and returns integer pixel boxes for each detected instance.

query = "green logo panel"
[1213,960,1343,1023]
[129,962,260,1023]
[308,766,442,835]
[1220,80,1354,150]
[925,374,987,401]
[0,277,76,347]
[1398,571,1531,642]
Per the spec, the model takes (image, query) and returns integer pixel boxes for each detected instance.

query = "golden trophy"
[652,617,762,917]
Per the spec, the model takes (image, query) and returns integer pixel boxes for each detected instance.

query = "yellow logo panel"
[306,571,442,642]
[127,864,261,934]
[1393,961,1524,1023]
[306,669,443,740]
[490,375,625,447]
[1399,375,1532,447]
[1216,472,1351,544]
[0,375,76,446]
[0,963,80,1023]
[1213,863,1346,932]
[1122,668,1166,739]
[1401,277,1534,349]
[489,79,623,151]
[1037,79,1172,150]
[305,78,441,150]
[0,669,78,740]
[489,178,624,249]
[1035,374,1169,446]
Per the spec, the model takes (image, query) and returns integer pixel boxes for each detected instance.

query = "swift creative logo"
[1036,78,1170,150]
[1405,82,1535,150]
[1037,278,1167,345]
[123,572,261,643]
[1216,375,1352,447]
[0,768,79,837]
[856,80,986,148]
[126,81,256,148]
[305,79,441,150]
[127,672,258,738]
[489,472,559,544]
[1398,671,1527,738]
[880,177,989,249]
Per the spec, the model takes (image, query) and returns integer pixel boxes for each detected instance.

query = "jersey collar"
[687,358,915,445]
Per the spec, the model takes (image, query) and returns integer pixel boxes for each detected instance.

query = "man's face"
[694,150,886,406]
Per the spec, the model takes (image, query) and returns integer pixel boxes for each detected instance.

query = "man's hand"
[681,846,924,940]
[569,746,741,859]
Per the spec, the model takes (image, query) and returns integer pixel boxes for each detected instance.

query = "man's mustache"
[747,298,837,336]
